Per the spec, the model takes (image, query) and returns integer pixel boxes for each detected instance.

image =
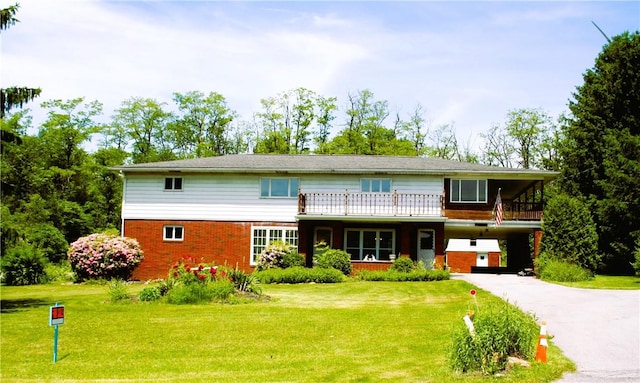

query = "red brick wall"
[446,251,501,273]
[124,220,296,280]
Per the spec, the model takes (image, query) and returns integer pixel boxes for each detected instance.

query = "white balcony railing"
[298,191,444,217]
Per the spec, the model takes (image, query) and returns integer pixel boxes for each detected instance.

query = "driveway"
[453,274,640,382]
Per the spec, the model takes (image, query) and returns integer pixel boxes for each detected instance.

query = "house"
[114,154,557,280]
[445,238,502,273]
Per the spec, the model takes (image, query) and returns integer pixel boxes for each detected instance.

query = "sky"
[1,0,639,150]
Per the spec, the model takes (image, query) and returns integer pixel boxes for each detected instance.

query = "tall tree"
[504,108,551,169]
[171,91,237,158]
[480,123,515,167]
[401,104,428,156]
[110,97,173,163]
[0,4,41,118]
[480,108,552,169]
[254,88,317,154]
[560,31,640,274]
[329,89,392,154]
[313,95,337,154]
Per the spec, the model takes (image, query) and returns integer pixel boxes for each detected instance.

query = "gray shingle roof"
[113,154,557,179]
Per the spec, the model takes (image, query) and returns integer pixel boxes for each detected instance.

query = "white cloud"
[1,0,638,153]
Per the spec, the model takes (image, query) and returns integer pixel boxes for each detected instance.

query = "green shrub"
[449,300,538,374]
[390,257,414,273]
[25,224,68,263]
[166,279,235,304]
[44,261,76,283]
[315,249,352,276]
[356,269,450,282]
[535,257,593,282]
[227,267,262,295]
[107,279,131,303]
[541,193,600,272]
[1,243,48,286]
[632,242,640,276]
[139,286,162,302]
[282,251,305,268]
[257,266,345,284]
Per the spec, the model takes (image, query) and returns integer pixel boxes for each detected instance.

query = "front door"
[476,252,489,267]
[417,229,435,268]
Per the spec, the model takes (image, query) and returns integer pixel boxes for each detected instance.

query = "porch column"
[533,229,543,260]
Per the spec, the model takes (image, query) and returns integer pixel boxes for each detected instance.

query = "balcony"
[298,191,444,217]
[298,192,543,221]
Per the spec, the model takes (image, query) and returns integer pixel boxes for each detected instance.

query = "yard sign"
[49,303,64,363]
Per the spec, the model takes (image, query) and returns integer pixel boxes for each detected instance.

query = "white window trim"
[360,178,392,193]
[163,225,184,241]
[250,226,299,265]
[260,177,299,198]
[449,179,487,203]
[164,177,183,191]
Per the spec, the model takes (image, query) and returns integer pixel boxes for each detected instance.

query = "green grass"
[0,281,574,382]
[552,274,640,290]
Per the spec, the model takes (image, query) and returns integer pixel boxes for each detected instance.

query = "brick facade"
[124,220,295,280]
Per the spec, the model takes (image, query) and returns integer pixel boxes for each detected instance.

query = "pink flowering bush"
[67,233,143,281]
[257,242,293,271]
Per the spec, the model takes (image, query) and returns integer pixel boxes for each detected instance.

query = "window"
[450,179,487,203]
[251,226,298,264]
[345,229,395,261]
[164,177,183,191]
[164,225,184,241]
[361,178,391,193]
[260,178,299,198]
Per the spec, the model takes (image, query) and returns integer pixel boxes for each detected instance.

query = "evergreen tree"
[561,31,640,274]
[0,4,41,118]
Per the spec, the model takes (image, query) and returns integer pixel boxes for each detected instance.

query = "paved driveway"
[453,274,640,382]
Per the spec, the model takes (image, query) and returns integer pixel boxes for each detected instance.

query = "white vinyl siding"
[122,174,444,221]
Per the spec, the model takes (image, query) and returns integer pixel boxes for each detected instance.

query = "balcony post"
[393,190,398,216]
[344,189,349,216]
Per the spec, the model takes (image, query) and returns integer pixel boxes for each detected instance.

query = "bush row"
[535,257,593,282]
[256,266,345,284]
[355,269,450,282]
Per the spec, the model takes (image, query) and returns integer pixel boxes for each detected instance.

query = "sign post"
[470,289,479,313]
[49,303,65,363]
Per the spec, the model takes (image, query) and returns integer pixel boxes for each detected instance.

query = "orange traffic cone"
[535,320,548,363]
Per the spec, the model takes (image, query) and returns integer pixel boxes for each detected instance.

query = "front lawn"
[552,274,640,290]
[0,280,574,382]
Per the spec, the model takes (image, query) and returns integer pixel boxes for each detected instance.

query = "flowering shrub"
[163,255,243,304]
[67,233,143,281]
[257,242,294,271]
[168,255,225,285]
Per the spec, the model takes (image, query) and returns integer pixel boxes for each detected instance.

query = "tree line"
[1,2,638,276]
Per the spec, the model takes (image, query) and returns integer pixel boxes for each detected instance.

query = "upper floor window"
[164,177,183,191]
[260,178,299,198]
[361,178,391,193]
[450,179,487,203]
[164,225,184,241]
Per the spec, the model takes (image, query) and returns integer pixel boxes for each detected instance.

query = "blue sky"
[1,0,638,150]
